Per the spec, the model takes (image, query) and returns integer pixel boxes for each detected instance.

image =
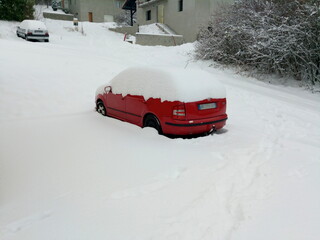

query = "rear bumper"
[27,35,49,40]
[162,114,228,135]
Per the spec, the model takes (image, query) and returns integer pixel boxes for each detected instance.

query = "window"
[178,0,183,12]
[115,1,121,8]
[146,10,151,21]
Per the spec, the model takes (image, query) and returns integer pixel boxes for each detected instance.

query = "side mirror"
[104,86,112,93]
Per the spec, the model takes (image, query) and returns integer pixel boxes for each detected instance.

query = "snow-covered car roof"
[97,67,226,102]
[20,20,47,30]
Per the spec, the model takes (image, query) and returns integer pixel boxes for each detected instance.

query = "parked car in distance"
[52,0,62,11]
[95,67,228,136]
[16,20,49,42]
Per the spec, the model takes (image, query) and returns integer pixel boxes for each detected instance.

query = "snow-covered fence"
[195,0,320,85]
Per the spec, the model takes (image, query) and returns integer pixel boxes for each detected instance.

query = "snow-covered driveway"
[1,20,320,240]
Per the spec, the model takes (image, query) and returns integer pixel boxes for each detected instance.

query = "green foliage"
[0,0,35,21]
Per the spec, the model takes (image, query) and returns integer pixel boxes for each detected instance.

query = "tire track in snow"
[0,211,52,237]
[152,148,272,240]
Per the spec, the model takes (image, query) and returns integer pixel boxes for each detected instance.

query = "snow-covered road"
[1,19,320,240]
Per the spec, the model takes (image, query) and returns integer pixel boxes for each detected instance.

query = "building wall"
[136,0,163,25]
[67,0,125,22]
[137,0,233,42]
[164,0,197,42]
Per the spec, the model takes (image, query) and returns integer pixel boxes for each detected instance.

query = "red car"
[95,68,228,136]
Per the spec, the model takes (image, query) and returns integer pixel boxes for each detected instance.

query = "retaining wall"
[109,24,139,36]
[43,12,74,21]
[136,33,184,46]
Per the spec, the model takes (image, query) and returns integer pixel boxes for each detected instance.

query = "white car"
[16,20,49,42]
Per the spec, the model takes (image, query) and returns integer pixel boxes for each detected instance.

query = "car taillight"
[173,104,186,120]
[45,32,49,36]
[27,31,32,35]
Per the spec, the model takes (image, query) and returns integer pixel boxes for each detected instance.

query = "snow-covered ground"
[139,23,166,35]
[139,23,179,36]
[1,18,320,240]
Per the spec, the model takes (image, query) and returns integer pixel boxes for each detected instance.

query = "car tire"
[45,39,49,42]
[96,100,107,116]
[144,114,162,134]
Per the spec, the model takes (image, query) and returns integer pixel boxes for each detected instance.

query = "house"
[66,0,125,22]
[133,0,233,43]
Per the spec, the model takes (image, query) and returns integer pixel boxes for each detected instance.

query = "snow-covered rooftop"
[108,67,226,102]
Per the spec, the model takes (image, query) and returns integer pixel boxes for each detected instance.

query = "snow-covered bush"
[196,0,320,85]
[114,10,136,26]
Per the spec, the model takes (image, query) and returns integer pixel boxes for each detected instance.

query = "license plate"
[198,103,217,110]
[35,30,43,33]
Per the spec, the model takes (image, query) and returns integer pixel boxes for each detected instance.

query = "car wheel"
[45,39,49,42]
[144,114,162,134]
[96,100,107,116]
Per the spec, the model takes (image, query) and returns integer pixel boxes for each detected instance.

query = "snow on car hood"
[98,67,226,102]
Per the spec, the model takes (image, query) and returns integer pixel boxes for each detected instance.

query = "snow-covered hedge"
[114,10,136,26]
[195,0,320,86]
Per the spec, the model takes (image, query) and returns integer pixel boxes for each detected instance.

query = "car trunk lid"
[185,98,227,120]
[31,28,46,34]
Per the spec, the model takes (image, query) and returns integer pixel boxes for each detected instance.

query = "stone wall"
[109,24,139,36]
[43,12,74,21]
[136,33,184,46]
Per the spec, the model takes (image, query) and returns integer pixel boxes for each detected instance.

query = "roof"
[122,0,136,10]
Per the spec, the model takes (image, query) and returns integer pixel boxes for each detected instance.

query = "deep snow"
[0,17,320,240]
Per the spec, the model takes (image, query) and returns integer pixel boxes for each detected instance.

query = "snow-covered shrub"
[196,0,320,85]
[114,10,136,26]
[35,0,50,6]
[0,0,35,21]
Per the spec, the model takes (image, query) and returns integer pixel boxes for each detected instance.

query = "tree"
[0,0,35,21]
[114,10,136,26]
[35,0,51,7]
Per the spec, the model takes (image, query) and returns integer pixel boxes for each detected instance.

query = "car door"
[125,95,145,125]
[20,21,27,36]
[17,24,24,36]
[106,89,126,120]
